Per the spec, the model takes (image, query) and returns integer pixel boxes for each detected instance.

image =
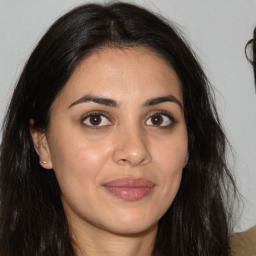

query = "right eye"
[145,112,175,128]
[81,113,111,128]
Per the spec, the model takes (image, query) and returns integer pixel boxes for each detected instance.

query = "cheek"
[155,132,188,169]
[48,132,112,192]
[48,139,111,217]
[148,139,186,222]
[49,125,110,167]
[153,134,187,195]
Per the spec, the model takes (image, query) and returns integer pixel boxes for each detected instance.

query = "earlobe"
[183,152,189,167]
[30,120,53,170]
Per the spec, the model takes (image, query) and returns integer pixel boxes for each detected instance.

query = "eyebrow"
[68,95,119,108]
[68,94,183,110]
[144,95,183,110]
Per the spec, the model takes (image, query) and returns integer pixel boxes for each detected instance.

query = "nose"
[112,127,152,167]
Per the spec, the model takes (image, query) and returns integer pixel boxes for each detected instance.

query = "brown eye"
[89,115,102,125]
[146,113,174,127]
[82,113,111,127]
[151,114,163,125]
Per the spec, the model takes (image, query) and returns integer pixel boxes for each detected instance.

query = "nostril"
[118,158,129,165]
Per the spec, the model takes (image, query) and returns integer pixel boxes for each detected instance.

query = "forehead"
[54,46,183,107]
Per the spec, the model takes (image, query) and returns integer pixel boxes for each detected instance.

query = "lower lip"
[103,186,154,201]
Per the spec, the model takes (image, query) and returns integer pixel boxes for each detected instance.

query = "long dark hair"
[0,2,236,255]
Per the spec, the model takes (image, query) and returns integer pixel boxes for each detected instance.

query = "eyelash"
[81,111,176,129]
[81,112,112,129]
[146,111,176,128]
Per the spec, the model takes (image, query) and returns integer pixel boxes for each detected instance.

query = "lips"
[102,178,155,201]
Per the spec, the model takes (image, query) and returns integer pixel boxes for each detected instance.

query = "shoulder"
[230,225,256,256]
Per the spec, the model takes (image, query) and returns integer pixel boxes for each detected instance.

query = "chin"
[107,223,157,237]
[101,211,158,236]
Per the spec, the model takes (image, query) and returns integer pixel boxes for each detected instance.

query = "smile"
[102,177,156,201]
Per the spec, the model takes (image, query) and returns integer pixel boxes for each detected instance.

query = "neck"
[70,219,158,256]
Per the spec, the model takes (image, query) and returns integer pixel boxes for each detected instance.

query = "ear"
[30,120,53,170]
[183,152,189,168]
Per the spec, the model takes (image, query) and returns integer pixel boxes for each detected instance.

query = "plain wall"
[0,0,256,231]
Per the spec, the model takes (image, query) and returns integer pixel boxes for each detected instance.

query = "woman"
[0,2,236,255]
[229,27,256,256]
[246,27,256,88]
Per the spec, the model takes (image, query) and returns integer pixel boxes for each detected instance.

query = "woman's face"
[35,46,188,236]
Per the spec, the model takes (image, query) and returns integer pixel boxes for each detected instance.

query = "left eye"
[145,113,174,127]
[82,113,111,127]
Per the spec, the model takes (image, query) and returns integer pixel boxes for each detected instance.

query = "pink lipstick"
[103,178,155,201]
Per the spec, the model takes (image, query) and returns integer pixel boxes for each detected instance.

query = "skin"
[31,46,188,256]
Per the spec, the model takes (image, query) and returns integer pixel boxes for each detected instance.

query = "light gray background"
[0,0,256,232]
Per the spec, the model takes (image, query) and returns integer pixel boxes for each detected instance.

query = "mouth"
[102,177,155,201]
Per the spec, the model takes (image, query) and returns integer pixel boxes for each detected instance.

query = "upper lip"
[102,177,155,187]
